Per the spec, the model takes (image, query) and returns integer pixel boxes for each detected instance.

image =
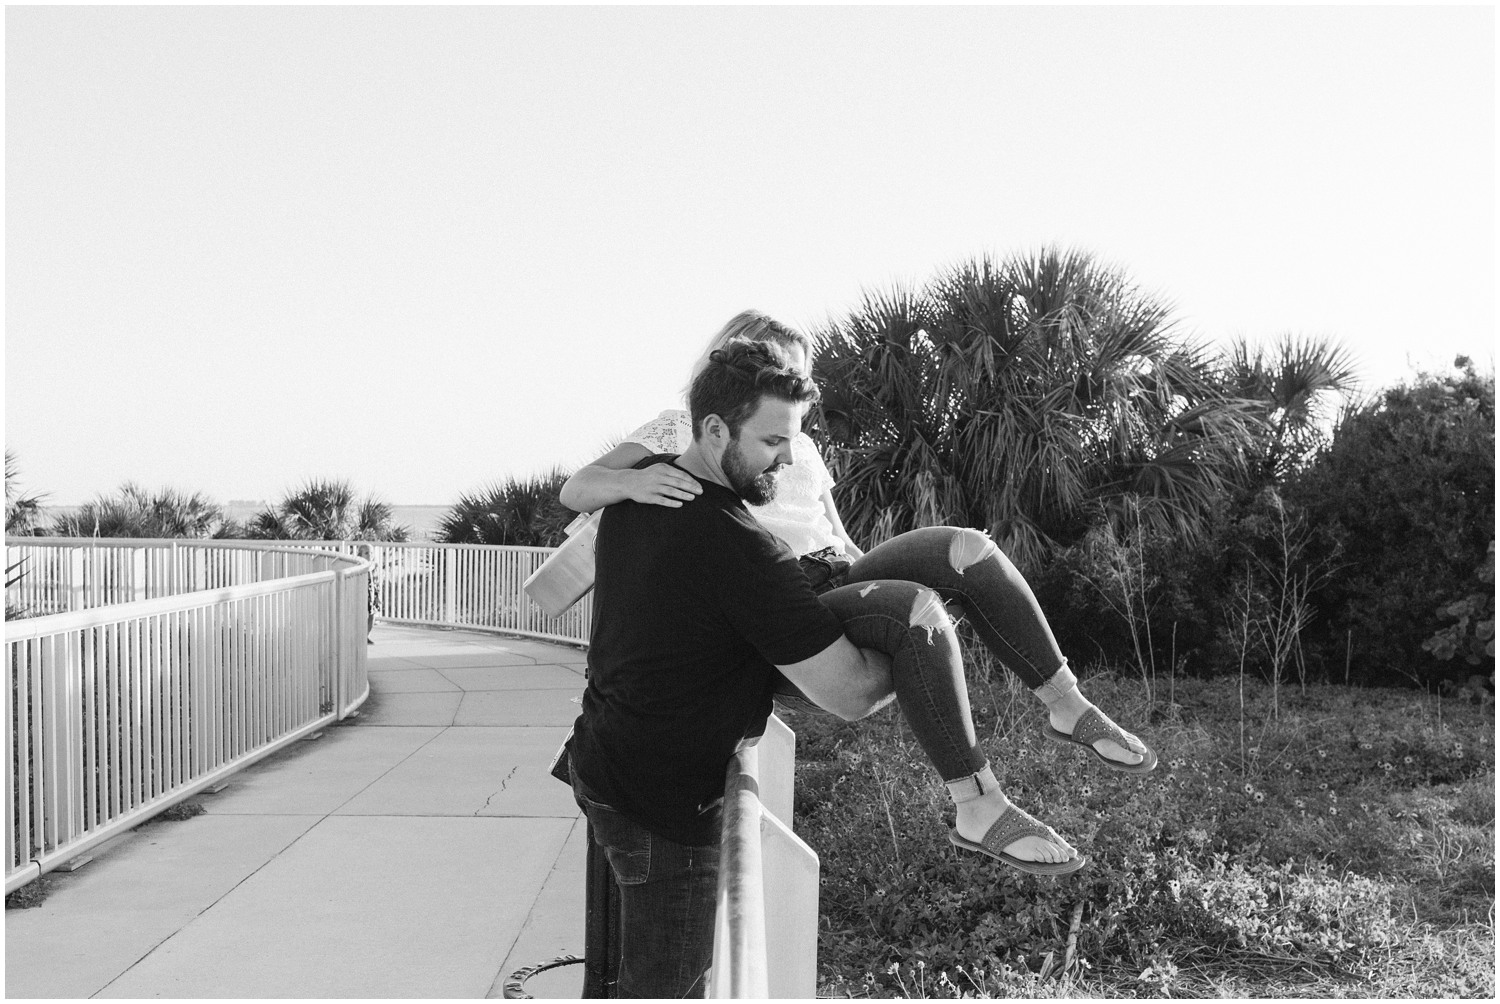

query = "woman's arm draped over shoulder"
[558,411,702,512]
[559,442,703,511]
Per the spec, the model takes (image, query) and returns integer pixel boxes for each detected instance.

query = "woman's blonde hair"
[683,310,815,399]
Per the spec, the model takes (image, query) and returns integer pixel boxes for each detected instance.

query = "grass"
[784,651,1495,999]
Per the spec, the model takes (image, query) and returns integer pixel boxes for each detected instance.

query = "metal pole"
[582,824,621,999]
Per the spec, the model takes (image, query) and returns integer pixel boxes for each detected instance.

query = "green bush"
[436,471,576,547]
[1285,359,1494,690]
[242,479,410,541]
[50,482,231,538]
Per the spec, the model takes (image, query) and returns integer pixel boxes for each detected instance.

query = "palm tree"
[1218,333,1360,485]
[812,247,1263,573]
[436,472,576,547]
[4,450,48,535]
[51,483,228,538]
[244,479,410,541]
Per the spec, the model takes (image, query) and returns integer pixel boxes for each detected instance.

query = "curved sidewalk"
[4,623,589,999]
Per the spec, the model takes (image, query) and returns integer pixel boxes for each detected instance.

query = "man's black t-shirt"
[568,455,844,846]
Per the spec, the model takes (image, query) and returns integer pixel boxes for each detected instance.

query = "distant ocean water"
[40,503,452,541]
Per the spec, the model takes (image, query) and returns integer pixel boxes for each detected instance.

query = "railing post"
[583,826,621,999]
[69,547,85,613]
[131,548,147,604]
[443,548,457,625]
[709,716,819,999]
[333,566,346,718]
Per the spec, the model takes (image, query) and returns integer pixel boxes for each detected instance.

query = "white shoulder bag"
[523,511,600,617]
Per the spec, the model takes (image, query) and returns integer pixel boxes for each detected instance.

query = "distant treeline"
[6,249,1492,692]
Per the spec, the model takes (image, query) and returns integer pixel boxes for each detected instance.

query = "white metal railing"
[5,538,369,893]
[6,534,820,993]
[709,715,820,999]
[290,540,595,647]
[5,538,353,619]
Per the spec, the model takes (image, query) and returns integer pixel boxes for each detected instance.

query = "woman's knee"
[944,527,999,574]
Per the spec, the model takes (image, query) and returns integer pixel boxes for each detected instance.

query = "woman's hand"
[624,463,702,507]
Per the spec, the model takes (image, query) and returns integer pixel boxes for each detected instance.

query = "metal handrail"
[4,538,370,893]
[708,715,820,999]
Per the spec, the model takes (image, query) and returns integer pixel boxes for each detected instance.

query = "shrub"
[435,471,576,547]
[243,479,410,541]
[4,449,47,536]
[1285,359,1494,689]
[50,482,230,538]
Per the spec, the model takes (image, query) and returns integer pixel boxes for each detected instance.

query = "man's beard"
[722,437,781,506]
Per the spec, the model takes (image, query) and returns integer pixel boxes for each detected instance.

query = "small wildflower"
[1403,756,1414,765]
[1360,742,1373,750]
[1254,791,1265,802]
[1243,783,1254,794]
[1317,749,1327,758]
[1080,786,1092,797]
[1294,798,1305,809]
[1329,806,1338,816]
[1249,746,1259,756]
[1319,782,1329,790]
[886,963,899,975]
[1381,762,1394,772]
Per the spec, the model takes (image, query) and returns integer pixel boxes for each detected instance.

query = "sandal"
[948,802,1086,876]
[1044,706,1158,774]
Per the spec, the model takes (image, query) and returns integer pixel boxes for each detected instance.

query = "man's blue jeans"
[571,766,720,999]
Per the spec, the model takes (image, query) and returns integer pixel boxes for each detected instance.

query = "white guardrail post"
[709,714,820,999]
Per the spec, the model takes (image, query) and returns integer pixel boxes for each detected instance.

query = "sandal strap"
[979,803,1063,855]
[1070,706,1143,753]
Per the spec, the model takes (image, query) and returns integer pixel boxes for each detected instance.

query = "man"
[565,340,895,998]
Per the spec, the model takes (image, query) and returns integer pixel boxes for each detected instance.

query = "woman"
[561,311,1156,874]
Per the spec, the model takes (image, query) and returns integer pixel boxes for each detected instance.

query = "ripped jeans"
[779,526,1076,783]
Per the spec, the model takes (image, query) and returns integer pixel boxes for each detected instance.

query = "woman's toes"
[1004,834,1070,863]
[1094,738,1144,764]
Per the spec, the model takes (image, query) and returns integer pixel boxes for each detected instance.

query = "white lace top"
[623,409,844,557]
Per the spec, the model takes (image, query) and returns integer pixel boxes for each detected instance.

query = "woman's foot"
[1045,691,1146,767]
[951,792,1083,874]
[954,791,1077,866]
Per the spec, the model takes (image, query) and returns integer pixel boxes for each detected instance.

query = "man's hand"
[624,463,702,507]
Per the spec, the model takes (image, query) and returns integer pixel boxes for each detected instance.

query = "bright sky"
[5,5,1495,506]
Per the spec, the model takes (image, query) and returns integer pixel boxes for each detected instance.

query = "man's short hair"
[688,339,820,440]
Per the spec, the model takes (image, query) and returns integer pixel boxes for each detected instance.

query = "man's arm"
[559,442,703,512]
[776,637,895,721]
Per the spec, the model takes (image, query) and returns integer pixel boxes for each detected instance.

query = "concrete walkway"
[4,623,590,999]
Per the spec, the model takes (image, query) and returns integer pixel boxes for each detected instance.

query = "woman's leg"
[817,578,1077,868]
[844,527,1150,768]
